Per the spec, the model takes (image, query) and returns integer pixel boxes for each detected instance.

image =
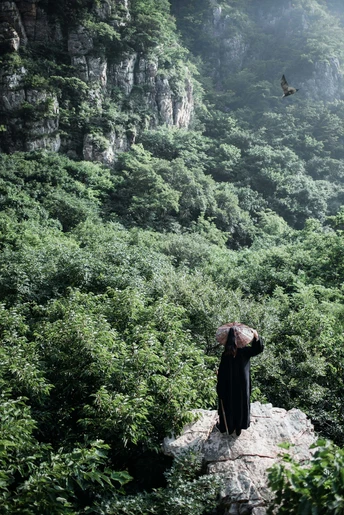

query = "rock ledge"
[163,402,316,515]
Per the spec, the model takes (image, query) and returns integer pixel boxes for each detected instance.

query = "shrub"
[268,440,344,514]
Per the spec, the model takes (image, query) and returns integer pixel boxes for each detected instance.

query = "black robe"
[216,337,264,433]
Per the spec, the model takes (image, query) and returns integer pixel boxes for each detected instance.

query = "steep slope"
[169,0,344,228]
[2,0,344,232]
[171,0,344,106]
[0,0,195,161]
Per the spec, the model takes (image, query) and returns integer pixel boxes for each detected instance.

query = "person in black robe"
[216,327,264,436]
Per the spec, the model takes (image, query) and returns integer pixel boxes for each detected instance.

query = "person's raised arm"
[242,333,264,358]
[251,334,264,356]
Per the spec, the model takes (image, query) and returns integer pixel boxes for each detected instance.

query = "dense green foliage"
[2,149,344,513]
[268,440,344,514]
[110,450,224,515]
[2,0,344,513]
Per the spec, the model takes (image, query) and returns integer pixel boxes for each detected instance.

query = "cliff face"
[253,2,343,101]
[2,0,343,162]
[0,0,194,162]
[0,1,59,153]
[207,0,344,102]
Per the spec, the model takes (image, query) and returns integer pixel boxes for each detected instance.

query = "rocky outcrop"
[0,0,194,161]
[82,131,128,165]
[210,3,249,74]
[304,57,342,102]
[76,49,194,162]
[0,21,21,52]
[163,402,317,515]
[0,61,60,153]
[0,1,62,153]
[110,53,137,95]
[0,1,28,48]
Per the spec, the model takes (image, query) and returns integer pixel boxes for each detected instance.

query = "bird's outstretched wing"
[281,74,289,94]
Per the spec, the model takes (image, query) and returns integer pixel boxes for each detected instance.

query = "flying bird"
[281,74,299,97]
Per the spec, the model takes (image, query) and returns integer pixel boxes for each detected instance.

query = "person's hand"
[252,329,258,340]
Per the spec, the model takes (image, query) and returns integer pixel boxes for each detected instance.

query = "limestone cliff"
[0,0,194,162]
[163,402,317,515]
[2,1,343,162]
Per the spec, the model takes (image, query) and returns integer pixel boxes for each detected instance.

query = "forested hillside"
[1,0,344,513]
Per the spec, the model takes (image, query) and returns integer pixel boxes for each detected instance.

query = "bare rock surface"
[163,402,316,515]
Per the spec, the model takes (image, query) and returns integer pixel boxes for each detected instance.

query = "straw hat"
[215,322,256,348]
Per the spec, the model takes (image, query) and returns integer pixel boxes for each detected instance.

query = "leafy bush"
[0,399,131,515]
[108,449,224,515]
[32,289,217,451]
[268,440,344,514]
[0,152,112,230]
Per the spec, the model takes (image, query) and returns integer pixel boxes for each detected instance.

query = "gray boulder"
[163,402,316,515]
